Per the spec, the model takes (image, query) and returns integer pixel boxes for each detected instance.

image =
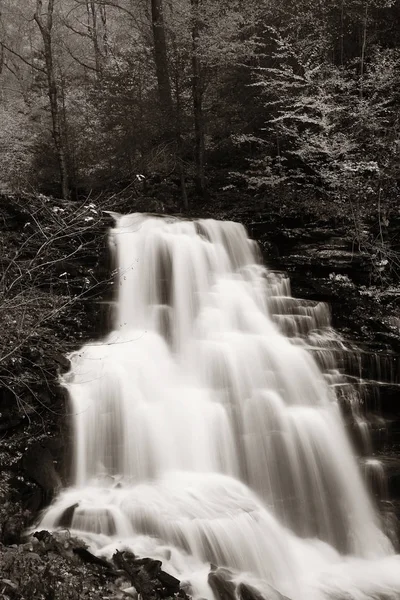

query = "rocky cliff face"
[247,216,400,546]
[0,195,399,594]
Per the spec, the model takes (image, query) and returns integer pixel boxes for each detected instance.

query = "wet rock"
[73,546,113,570]
[158,569,181,593]
[113,551,188,600]
[208,568,236,600]
[33,529,53,545]
[47,350,71,371]
[55,503,79,528]
[237,582,290,600]
[136,557,162,579]
[381,499,400,551]
[377,454,400,498]
[237,582,266,600]
[123,586,138,598]
[113,551,159,600]
[22,441,62,504]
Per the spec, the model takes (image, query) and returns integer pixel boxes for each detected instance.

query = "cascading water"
[38,214,400,600]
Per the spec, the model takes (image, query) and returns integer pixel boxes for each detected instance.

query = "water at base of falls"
[37,214,400,600]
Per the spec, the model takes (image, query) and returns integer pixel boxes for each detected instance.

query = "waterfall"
[38,214,400,600]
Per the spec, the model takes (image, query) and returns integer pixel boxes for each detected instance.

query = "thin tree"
[151,0,188,208]
[34,0,69,199]
[360,1,368,99]
[151,0,173,122]
[191,0,206,197]
[86,0,103,76]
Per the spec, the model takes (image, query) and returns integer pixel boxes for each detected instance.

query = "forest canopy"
[0,0,399,221]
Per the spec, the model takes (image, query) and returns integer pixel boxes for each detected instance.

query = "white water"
[38,214,400,600]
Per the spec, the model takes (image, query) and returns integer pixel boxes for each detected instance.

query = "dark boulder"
[22,441,62,506]
[1,509,30,545]
[157,569,181,593]
[238,582,291,600]
[113,550,189,600]
[47,350,71,372]
[73,546,114,570]
[208,568,236,600]
[237,583,266,600]
[55,503,79,528]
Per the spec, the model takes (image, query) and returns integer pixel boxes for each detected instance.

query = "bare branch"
[47,0,55,31]
[62,41,98,72]
[62,18,91,39]
[34,0,44,31]
[0,41,46,73]
[94,0,148,30]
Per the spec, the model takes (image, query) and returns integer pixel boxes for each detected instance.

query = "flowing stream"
[38,214,400,600]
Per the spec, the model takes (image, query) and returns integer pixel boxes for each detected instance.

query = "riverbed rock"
[208,568,236,600]
[237,582,290,600]
[22,441,62,504]
[122,585,138,598]
[113,550,188,600]
[55,502,79,528]
[0,531,117,599]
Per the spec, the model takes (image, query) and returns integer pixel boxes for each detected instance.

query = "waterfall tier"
[38,214,400,600]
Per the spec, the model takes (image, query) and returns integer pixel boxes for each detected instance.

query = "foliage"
[0,0,399,253]
[0,192,115,441]
[0,102,37,192]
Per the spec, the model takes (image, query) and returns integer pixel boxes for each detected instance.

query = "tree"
[34,0,70,199]
[151,0,173,124]
[0,101,36,191]
[85,0,104,76]
[239,20,400,238]
[190,0,206,196]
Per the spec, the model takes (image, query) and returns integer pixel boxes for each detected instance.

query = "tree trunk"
[360,3,368,99]
[191,0,206,197]
[151,0,173,123]
[99,4,108,57]
[0,43,4,76]
[340,0,344,67]
[175,79,188,210]
[34,0,69,199]
[86,0,103,76]
[151,0,188,207]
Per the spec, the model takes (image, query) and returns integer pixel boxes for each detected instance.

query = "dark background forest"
[1,0,399,231]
